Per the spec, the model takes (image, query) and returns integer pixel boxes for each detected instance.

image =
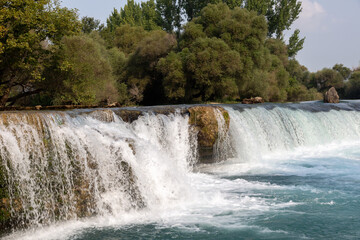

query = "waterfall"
[0,110,197,230]
[225,103,360,162]
[213,108,233,162]
[3,102,360,236]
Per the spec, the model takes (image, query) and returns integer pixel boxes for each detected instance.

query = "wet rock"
[118,161,145,209]
[324,87,340,103]
[87,109,115,122]
[242,97,264,104]
[114,109,142,123]
[188,106,230,163]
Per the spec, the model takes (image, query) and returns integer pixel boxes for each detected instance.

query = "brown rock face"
[324,87,340,103]
[188,106,230,163]
[242,97,264,104]
[87,109,115,122]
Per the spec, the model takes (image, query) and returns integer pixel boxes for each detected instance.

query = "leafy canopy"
[0,0,80,106]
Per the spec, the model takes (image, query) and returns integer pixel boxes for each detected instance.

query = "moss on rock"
[188,106,230,163]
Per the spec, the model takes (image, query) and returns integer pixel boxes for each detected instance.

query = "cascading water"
[225,103,360,163]
[213,108,233,161]
[2,102,360,240]
[0,109,197,234]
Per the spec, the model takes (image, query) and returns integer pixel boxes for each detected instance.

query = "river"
[1,101,360,239]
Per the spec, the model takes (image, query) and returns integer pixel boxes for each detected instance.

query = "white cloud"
[292,0,326,32]
[301,0,325,19]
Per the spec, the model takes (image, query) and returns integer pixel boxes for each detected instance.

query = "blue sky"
[60,0,360,72]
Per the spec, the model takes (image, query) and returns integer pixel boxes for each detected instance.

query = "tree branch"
[7,89,43,106]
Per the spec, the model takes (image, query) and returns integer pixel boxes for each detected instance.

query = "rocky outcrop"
[87,109,115,122]
[188,106,230,163]
[242,97,264,104]
[114,109,142,123]
[324,87,340,103]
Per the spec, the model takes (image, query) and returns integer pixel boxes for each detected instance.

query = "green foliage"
[123,29,177,104]
[266,0,302,39]
[180,0,242,21]
[184,4,278,100]
[182,37,241,101]
[223,0,244,9]
[157,51,186,101]
[287,29,305,58]
[175,3,312,103]
[107,47,127,79]
[0,0,318,106]
[107,45,130,105]
[180,22,206,48]
[106,0,159,32]
[49,34,118,105]
[179,0,302,40]
[156,0,182,33]
[0,0,81,106]
[114,24,148,55]
[333,63,351,80]
[105,9,122,32]
[286,77,322,101]
[118,0,142,26]
[180,0,218,21]
[310,68,344,92]
[345,70,360,99]
[266,38,289,66]
[245,0,271,15]
[81,17,103,33]
[141,0,161,31]
[286,59,311,85]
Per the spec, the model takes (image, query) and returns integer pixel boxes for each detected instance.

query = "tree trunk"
[0,88,11,107]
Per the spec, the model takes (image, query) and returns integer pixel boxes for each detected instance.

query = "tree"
[223,0,244,9]
[345,70,360,99]
[123,30,177,104]
[266,0,302,39]
[119,0,143,26]
[46,34,118,105]
[182,37,241,102]
[286,59,311,86]
[106,8,122,32]
[287,29,305,58]
[310,68,344,92]
[245,0,271,15]
[0,0,81,106]
[105,0,159,32]
[157,52,186,102]
[177,3,305,102]
[113,24,148,55]
[156,0,182,34]
[333,63,351,80]
[81,17,103,33]
[141,0,160,31]
[180,0,218,21]
[107,47,129,104]
[187,3,273,99]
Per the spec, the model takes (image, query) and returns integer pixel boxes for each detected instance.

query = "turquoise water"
[3,102,360,240]
[68,145,360,240]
